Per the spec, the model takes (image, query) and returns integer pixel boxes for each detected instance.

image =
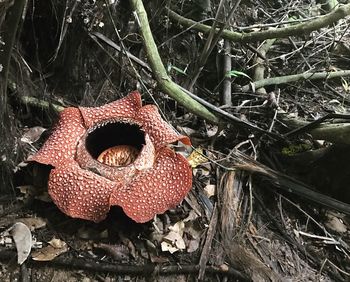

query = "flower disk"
[30,91,193,223]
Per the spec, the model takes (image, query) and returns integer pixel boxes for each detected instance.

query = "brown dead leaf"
[32,238,68,261]
[183,211,203,253]
[161,221,187,253]
[204,184,216,198]
[21,126,47,144]
[48,238,66,248]
[169,221,185,236]
[325,212,347,233]
[18,217,46,231]
[94,243,129,261]
[206,125,219,137]
[163,231,186,250]
[161,241,178,254]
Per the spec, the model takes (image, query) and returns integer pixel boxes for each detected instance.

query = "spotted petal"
[136,105,191,149]
[28,107,85,168]
[110,147,192,223]
[48,160,117,222]
[79,91,142,128]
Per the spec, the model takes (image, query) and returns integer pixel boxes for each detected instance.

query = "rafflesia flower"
[29,91,192,223]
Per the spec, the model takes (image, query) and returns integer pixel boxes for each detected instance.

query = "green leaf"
[225,70,251,79]
[171,65,187,76]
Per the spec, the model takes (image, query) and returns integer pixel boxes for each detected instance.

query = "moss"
[281,143,312,156]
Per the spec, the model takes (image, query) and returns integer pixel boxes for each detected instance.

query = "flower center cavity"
[86,121,144,167]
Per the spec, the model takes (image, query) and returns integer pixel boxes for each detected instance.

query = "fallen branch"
[0,249,250,280]
[227,149,350,215]
[282,113,350,145]
[20,96,65,112]
[241,69,350,92]
[166,4,350,43]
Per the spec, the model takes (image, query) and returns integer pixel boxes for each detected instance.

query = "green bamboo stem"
[129,0,220,124]
[167,3,350,43]
[242,69,350,92]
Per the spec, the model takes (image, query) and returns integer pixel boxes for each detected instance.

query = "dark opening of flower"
[85,122,143,167]
[29,91,192,223]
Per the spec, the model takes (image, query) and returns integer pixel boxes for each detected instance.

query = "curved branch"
[130,0,220,124]
[242,69,350,92]
[166,4,350,43]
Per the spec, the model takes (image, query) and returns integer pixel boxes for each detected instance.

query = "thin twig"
[198,204,218,280]
[179,86,284,140]
[222,39,232,106]
[187,0,241,90]
[90,31,152,72]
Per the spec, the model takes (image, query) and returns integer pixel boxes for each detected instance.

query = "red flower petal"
[136,105,191,149]
[79,91,142,128]
[110,147,192,223]
[30,91,193,223]
[48,161,117,222]
[29,107,85,167]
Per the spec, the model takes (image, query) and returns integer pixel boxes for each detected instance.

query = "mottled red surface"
[29,91,192,223]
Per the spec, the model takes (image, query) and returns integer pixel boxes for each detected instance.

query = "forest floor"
[1,1,350,281]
